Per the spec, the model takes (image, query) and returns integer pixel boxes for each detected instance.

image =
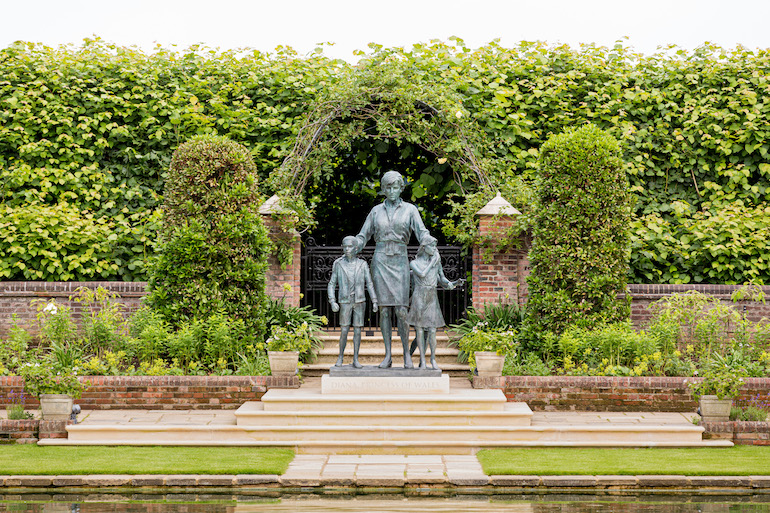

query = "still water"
[2,494,770,513]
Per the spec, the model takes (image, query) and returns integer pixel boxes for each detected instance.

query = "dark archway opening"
[304,137,468,246]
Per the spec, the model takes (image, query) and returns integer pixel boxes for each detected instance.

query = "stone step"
[57,421,719,449]
[302,362,470,378]
[39,438,733,453]
[234,401,532,426]
[259,388,508,412]
[313,348,460,366]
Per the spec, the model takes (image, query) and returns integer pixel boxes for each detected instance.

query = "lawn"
[477,446,770,476]
[0,446,294,475]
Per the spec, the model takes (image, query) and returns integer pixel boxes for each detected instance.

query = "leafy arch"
[269,54,496,228]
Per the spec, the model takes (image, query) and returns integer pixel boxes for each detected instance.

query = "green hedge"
[1,39,768,283]
[525,125,631,338]
[146,136,271,339]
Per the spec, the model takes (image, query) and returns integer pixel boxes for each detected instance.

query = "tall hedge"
[1,40,768,283]
[525,124,631,338]
[146,136,271,339]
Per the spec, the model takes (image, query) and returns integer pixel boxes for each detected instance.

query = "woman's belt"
[375,241,407,256]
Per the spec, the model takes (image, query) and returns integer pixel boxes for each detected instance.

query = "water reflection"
[2,495,770,513]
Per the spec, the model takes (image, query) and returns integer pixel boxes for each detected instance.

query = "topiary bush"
[524,124,631,346]
[146,135,271,340]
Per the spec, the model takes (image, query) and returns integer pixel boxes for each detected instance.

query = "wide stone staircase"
[303,329,470,378]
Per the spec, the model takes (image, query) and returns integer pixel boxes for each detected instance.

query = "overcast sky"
[3,0,769,60]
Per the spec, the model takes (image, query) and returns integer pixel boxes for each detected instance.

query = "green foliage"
[0,39,333,280]
[18,363,85,398]
[264,322,314,355]
[0,316,33,375]
[455,325,518,371]
[631,202,770,284]
[5,390,33,420]
[146,135,271,340]
[2,39,770,282]
[449,301,525,336]
[688,353,747,399]
[72,286,129,354]
[525,124,631,340]
[503,352,552,376]
[730,406,768,422]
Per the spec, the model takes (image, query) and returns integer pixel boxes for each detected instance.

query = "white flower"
[43,302,58,315]
[455,111,463,119]
[437,157,447,165]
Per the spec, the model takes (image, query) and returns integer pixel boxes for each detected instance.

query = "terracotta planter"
[39,394,73,421]
[475,351,505,378]
[699,395,733,423]
[268,351,299,376]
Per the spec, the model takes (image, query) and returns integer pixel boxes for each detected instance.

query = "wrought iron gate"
[301,237,471,328]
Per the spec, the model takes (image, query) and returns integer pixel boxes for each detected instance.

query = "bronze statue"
[407,236,462,370]
[356,171,431,369]
[328,236,378,368]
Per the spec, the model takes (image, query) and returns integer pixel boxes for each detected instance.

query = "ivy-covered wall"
[2,39,768,284]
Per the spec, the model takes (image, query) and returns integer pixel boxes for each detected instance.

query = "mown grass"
[0,446,294,475]
[478,446,770,476]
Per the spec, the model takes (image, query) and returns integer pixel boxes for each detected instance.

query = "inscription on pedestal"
[321,374,450,395]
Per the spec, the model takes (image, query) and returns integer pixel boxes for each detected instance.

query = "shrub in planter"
[455,324,518,372]
[18,363,85,399]
[146,136,271,341]
[524,124,631,347]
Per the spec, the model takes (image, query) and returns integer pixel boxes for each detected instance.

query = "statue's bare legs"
[379,306,413,368]
[379,306,393,368]
[396,306,413,369]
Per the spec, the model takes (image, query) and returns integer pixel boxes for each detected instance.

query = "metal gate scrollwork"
[301,237,471,328]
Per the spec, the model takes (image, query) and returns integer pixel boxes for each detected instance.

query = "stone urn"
[475,351,505,378]
[699,395,733,423]
[39,394,73,421]
[268,351,299,377]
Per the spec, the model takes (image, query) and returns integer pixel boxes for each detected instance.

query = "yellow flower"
[282,283,292,293]
[437,157,447,165]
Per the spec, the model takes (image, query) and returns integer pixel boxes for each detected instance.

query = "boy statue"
[328,236,378,368]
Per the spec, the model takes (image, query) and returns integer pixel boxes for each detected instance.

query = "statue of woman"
[356,170,431,369]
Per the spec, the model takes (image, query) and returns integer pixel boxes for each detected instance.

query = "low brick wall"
[628,284,770,326]
[0,420,38,444]
[0,375,298,411]
[702,421,770,445]
[0,281,146,337]
[475,376,770,412]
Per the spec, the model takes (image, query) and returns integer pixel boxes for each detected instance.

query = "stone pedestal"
[328,365,441,378]
[321,374,450,395]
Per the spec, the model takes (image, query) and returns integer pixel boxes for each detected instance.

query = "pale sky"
[2,0,769,60]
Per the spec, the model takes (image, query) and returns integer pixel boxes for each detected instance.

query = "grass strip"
[477,446,770,476]
[0,446,294,475]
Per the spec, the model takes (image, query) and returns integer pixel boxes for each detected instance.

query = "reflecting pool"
[2,494,770,513]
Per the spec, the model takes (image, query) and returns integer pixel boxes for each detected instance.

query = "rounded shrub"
[525,124,631,344]
[146,135,271,340]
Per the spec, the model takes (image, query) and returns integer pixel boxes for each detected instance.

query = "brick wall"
[262,217,301,308]
[0,420,38,444]
[628,284,770,326]
[472,215,530,311]
[702,421,770,445]
[0,281,147,337]
[0,375,299,411]
[474,376,770,412]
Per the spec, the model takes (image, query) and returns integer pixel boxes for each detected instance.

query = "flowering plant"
[18,363,86,399]
[688,353,747,400]
[264,322,313,354]
[456,322,518,370]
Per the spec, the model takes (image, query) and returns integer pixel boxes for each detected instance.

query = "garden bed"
[0,375,298,411]
[475,375,770,412]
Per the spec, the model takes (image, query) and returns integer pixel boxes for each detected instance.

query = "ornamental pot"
[475,351,505,378]
[268,351,299,376]
[699,395,733,423]
[39,394,73,421]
